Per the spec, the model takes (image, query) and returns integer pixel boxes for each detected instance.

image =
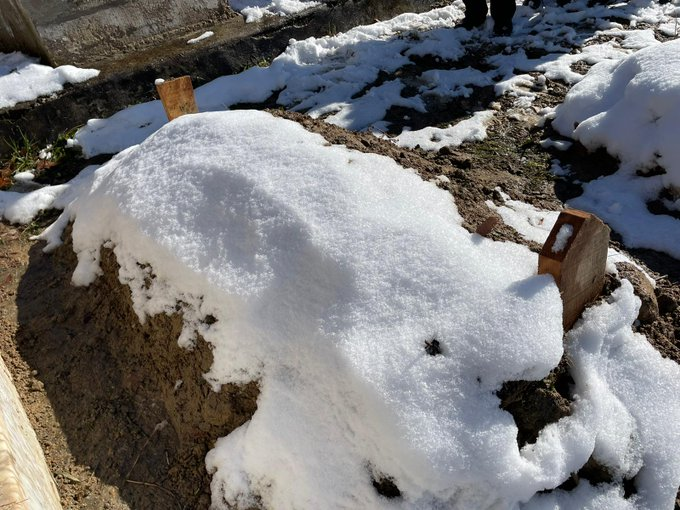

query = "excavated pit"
[14,227,259,509]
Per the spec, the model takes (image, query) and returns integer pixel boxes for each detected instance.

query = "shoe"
[459,16,485,30]
[493,23,513,36]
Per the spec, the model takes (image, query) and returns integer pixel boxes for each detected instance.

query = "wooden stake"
[155,76,199,121]
[538,209,610,330]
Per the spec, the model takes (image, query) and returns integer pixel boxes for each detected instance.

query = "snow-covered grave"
[1,0,680,508]
[6,110,671,509]
[64,0,680,258]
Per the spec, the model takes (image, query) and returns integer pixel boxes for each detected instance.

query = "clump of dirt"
[0,222,258,509]
[497,359,573,447]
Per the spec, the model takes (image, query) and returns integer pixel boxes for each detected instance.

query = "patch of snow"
[528,281,680,510]
[551,223,573,253]
[229,0,323,23]
[0,52,99,109]
[0,165,99,225]
[13,171,35,183]
[553,38,680,258]
[187,31,215,44]
[486,189,561,245]
[393,110,494,151]
[541,138,572,151]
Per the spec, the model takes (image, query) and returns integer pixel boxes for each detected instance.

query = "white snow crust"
[0,52,99,110]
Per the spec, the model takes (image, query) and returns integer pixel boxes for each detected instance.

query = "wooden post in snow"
[538,209,610,330]
[155,76,199,121]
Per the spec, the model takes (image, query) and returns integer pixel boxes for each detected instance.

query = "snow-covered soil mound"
[34,110,680,509]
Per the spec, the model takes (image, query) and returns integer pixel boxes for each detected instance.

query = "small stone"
[424,338,441,356]
[475,215,500,237]
[616,263,659,323]
[657,292,678,315]
[29,379,44,392]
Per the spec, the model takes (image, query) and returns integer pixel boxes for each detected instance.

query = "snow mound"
[229,0,323,22]
[44,110,577,508]
[526,281,680,510]
[552,39,680,258]
[553,38,680,189]
[40,111,680,509]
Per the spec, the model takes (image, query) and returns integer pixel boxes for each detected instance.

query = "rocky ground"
[1,16,679,510]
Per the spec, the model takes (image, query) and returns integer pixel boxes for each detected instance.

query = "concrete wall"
[1,0,234,65]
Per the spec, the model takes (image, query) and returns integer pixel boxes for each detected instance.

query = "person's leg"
[490,0,516,34]
[462,0,488,28]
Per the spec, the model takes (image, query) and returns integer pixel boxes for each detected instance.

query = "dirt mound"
[1,223,258,509]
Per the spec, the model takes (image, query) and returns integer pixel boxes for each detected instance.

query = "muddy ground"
[1,28,679,510]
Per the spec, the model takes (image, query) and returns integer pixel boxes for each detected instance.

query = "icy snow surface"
[0,52,99,110]
[37,111,680,509]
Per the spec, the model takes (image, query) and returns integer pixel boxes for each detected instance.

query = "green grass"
[3,130,39,173]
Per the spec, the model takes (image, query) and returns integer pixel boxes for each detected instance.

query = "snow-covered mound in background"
[552,38,680,258]
[37,111,680,509]
[553,38,680,190]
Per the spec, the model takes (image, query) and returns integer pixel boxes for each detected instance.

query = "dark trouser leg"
[490,0,516,28]
[463,0,488,26]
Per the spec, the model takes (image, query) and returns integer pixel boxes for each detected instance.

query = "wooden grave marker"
[155,76,199,121]
[538,209,610,330]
